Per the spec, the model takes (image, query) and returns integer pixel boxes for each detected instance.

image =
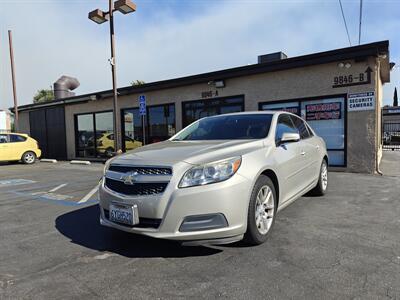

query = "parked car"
[99,112,328,245]
[0,133,41,164]
[96,133,142,157]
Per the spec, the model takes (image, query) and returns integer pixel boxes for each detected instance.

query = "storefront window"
[182,96,244,127]
[301,98,345,166]
[147,105,176,144]
[123,108,143,151]
[260,97,346,166]
[95,112,114,157]
[75,111,114,158]
[260,101,300,115]
[122,104,175,150]
[76,114,95,157]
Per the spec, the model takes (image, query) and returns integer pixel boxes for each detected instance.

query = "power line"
[358,0,363,45]
[338,0,352,46]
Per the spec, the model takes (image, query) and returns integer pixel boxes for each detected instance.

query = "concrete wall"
[18,111,30,134]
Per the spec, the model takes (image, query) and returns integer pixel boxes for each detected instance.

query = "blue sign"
[139,95,146,116]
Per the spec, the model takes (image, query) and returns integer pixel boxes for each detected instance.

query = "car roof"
[204,111,300,118]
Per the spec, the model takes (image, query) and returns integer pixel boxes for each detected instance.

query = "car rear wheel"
[244,175,277,245]
[105,147,114,158]
[22,151,36,164]
[309,159,328,196]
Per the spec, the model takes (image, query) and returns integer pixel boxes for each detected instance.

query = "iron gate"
[383,122,400,151]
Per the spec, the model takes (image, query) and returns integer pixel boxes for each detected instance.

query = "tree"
[33,89,54,103]
[131,80,145,86]
[394,87,398,107]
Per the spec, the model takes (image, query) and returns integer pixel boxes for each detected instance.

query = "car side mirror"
[279,132,300,145]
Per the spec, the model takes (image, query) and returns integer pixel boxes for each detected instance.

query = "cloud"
[0,0,399,109]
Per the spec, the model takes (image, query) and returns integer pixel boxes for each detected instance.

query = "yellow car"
[0,133,41,164]
[96,133,142,157]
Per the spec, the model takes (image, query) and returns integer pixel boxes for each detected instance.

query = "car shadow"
[55,204,222,258]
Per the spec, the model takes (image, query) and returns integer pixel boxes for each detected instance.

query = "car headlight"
[179,157,241,188]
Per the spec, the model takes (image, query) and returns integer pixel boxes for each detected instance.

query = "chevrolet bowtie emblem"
[121,171,139,185]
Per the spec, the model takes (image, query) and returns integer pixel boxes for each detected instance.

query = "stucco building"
[14,41,391,173]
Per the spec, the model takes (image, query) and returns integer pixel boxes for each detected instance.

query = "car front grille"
[105,178,168,196]
[103,209,161,229]
[108,165,172,175]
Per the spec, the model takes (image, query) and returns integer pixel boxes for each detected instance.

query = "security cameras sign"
[348,92,375,111]
[139,95,146,116]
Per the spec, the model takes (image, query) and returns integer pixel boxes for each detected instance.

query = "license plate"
[109,204,137,225]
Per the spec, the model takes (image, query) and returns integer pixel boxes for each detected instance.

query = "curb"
[70,160,91,165]
[40,159,57,163]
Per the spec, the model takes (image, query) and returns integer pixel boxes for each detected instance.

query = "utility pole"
[8,30,19,132]
[89,0,136,155]
[108,0,122,153]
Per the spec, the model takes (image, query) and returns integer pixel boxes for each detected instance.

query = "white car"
[99,112,328,245]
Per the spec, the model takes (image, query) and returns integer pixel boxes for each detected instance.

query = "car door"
[273,114,306,203]
[8,134,27,160]
[290,115,320,187]
[0,134,10,161]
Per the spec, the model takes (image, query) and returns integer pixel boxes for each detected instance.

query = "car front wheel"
[244,175,277,245]
[22,151,37,164]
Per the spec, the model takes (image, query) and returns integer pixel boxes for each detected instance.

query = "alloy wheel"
[255,185,275,235]
[321,162,328,191]
[25,153,35,164]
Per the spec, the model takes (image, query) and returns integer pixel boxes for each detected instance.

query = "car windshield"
[172,114,273,141]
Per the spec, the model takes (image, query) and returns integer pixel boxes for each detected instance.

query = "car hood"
[110,139,265,166]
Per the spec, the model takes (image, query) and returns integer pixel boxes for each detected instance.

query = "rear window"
[9,134,27,143]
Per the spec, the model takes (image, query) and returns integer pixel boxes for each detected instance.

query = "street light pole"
[88,0,136,155]
[108,0,121,153]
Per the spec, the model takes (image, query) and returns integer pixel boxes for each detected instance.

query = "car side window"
[290,116,311,139]
[275,114,298,144]
[9,134,27,143]
[0,134,8,143]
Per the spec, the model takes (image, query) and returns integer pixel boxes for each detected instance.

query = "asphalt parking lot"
[0,158,399,299]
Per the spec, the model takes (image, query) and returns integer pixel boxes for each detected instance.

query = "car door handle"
[300,151,306,156]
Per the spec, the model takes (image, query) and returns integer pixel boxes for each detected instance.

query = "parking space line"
[49,183,68,193]
[78,184,99,204]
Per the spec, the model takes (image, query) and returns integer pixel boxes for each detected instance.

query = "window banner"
[269,106,300,115]
[305,102,341,121]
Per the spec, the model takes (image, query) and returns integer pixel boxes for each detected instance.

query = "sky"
[0,0,399,110]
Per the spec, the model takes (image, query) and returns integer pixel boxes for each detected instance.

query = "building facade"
[0,110,13,132]
[15,41,391,173]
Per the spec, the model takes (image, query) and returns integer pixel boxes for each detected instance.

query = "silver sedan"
[99,112,328,245]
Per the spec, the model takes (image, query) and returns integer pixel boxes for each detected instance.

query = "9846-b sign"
[332,67,372,88]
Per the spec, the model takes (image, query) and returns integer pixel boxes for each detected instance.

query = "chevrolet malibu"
[99,112,328,245]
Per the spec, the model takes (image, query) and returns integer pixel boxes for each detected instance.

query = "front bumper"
[98,172,251,243]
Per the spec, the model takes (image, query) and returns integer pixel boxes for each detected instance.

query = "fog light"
[179,214,228,232]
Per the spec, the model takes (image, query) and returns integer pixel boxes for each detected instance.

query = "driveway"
[380,150,400,177]
[0,162,399,299]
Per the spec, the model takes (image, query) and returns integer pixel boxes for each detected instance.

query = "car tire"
[244,175,277,245]
[22,151,36,164]
[105,147,114,158]
[309,159,328,196]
